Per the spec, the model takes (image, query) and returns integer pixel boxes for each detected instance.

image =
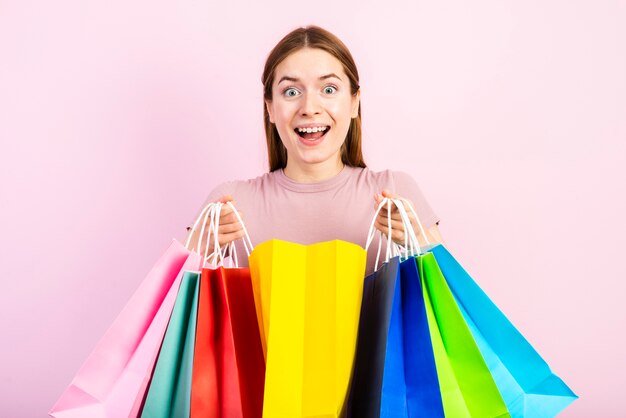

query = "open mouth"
[294,126,331,141]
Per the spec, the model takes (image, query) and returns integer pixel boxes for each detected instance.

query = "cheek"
[329,98,353,119]
[275,104,298,124]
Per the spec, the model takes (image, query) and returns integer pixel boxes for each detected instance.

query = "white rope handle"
[365,199,387,252]
[396,197,431,248]
[184,200,255,267]
[366,197,410,271]
[391,198,422,256]
[225,201,254,256]
[184,202,215,251]
[208,202,225,265]
[366,199,392,271]
[376,200,394,270]
[209,201,255,268]
[395,199,410,259]
[365,196,433,270]
[187,202,225,264]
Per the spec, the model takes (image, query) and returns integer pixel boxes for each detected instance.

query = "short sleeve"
[185,181,238,232]
[390,170,440,228]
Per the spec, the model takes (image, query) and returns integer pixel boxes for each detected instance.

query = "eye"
[283,87,300,97]
[323,85,338,94]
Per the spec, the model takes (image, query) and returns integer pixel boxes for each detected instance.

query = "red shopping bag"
[190,267,219,417]
[191,266,265,418]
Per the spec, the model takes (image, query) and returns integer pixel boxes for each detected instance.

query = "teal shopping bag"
[141,271,200,418]
[428,244,578,418]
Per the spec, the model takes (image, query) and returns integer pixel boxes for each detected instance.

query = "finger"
[373,194,384,211]
[394,197,416,218]
[217,222,243,234]
[378,208,402,220]
[375,218,406,233]
[381,193,412,211]
[216,195,235,203]
[219,210,244,225]
[216,201,237,214]
[198,241,215,255]
[381,189,399,199]
[375,224,406,244]
[377,198,405,212]
[377,208,403,219]
[378,214,420,239]
[377,210,407,224]
[217,230,245,246]
[374,191,399,204]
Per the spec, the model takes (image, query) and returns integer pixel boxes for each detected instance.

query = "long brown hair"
[262,25,366,172]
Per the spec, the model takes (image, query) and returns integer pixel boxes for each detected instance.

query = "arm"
[425,222,446,246]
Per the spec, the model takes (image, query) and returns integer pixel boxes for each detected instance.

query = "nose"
[300,92,322,116]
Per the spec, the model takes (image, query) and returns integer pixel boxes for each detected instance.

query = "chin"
[298,151,342,165]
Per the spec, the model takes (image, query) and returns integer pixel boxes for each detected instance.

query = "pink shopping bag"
[49,239,203,418]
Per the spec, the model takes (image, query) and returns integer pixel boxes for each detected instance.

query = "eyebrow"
[277,73,342,85]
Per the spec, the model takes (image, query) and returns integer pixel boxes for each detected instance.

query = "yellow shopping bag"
[249,239,366,418]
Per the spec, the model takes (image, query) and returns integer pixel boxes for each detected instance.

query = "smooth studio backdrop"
[1,0,624,416]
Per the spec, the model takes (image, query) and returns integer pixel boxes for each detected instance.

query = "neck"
[283,157,345,183]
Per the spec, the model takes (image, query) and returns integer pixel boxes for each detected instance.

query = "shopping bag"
[190,267,265,418]
[50,202,229,418]
[49,240,202,418]
[428,244,578,417]
[190,268,219,418]
[398,256,445,417]
[347,257,444,418]
[217,267,265,418]
[248,239,366,418]
[420,252,510,417]
[348,257,401,417]
[348,197,443,418]
[140,271,201,418]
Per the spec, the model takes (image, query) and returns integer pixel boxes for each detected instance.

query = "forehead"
[274,48,347,82]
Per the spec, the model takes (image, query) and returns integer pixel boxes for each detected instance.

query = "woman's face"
[266,47,360,172]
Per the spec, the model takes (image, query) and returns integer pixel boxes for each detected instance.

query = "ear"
[351,89,360,118]
[265,100,274,124]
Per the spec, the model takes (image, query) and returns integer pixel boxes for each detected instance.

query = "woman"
[186,25,444,274]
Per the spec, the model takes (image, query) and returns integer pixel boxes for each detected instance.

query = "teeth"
[297,126,328,133]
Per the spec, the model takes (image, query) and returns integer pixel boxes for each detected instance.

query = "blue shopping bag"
[348,255,444,418]
[428,244,578,418]
[399,256,445,417]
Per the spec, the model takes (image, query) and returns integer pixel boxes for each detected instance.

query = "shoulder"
[206,171,280,201]
[362,168,432,209]
[351,167,419,190]
[388,169,422,190]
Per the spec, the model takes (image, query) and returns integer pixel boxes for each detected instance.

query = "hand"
[189,195,246,256]
[212,195,246,246]
[373,190,418,246]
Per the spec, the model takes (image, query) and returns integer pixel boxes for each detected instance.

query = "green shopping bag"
[419,253,510,418]
[140,271,200,418]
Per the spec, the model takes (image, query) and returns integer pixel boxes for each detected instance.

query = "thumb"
[217,194,234,203]
[381,189,399,199]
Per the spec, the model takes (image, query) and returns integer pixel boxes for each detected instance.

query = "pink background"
[1,0,624,416]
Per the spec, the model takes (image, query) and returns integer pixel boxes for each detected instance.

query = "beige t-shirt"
[187,166,440,275]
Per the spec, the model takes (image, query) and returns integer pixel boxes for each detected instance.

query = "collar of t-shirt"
[275,165,355,193]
